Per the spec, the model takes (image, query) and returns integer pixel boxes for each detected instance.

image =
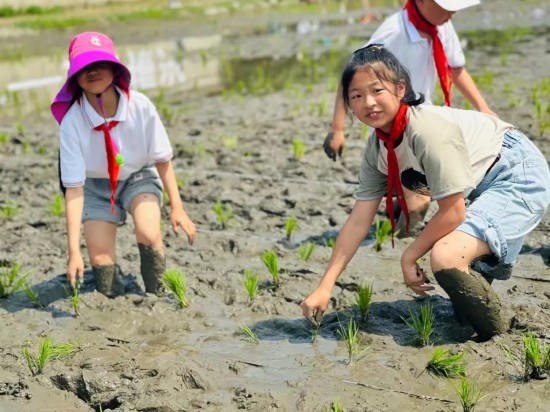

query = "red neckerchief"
[405,0,452,106]
[94,121,120,214]
[375,104,410,244]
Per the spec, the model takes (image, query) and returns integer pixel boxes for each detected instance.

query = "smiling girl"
[52,32,196,297]
[300,45,550,340]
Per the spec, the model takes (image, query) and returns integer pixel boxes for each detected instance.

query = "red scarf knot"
[375,104,410,245]
[94,121,120,214]
[404,0,452,106]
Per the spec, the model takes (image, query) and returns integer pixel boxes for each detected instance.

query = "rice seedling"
[317,99,327,117]
[0,199,19,220]
[70,281,80,317]
[22,337,80,376]
[338,317,368,365]
[373,217,394,251]
[14,121,25,136]
[0,131,8,144]
[454,378,488,412]
[22,138,29,154]
[163,268,189,308]
[47,193,64,217]
[0,262,31,298]
[222,135,238,149]
[426,347,466,378]
[213,199,234,229]
[311,321,321,343]
[241,269,260,301]
[239,323,259,344]
[521,331,550,380]
[402,302,435,347]
[325,399,343,412]
[38,145,47,155]
[324,237,336,249]
[355,283,373,323]
[292,138,305,159]
[298,242,316,262]
[24,284,41,308]
[261,250,280,288]
[284,216,298,241]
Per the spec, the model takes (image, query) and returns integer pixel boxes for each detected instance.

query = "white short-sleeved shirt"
[59,88,173,187]
[355,105,514,201]
[364,9,465,104]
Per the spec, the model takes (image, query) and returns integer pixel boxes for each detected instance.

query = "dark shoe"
[434,268,506,341]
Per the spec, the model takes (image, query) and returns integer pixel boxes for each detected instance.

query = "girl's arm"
[301,198,381,323]
[155,160,196,245]
[65,187,84,286]
[452,67,497,117]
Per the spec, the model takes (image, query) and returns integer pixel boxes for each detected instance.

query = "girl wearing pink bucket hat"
[52,32,196,297]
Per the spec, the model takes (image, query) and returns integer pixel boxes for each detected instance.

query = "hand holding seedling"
[323,131,344,161]
[66,253,84,288]
[300,287,331,325]
[170,207,196,245]
[401,259,434,296]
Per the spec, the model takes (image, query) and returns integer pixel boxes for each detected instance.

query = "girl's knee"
[135,226,162,247]
[430,241,468,272]
[89,253,115,267]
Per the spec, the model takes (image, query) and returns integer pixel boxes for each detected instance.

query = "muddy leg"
[92,264,124,298]
[434,268,506,341]
[138,243,166,295]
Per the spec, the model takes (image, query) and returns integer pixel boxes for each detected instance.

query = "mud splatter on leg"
[92,264,124,298]
[138,243,166,295]
[434,268,506,341]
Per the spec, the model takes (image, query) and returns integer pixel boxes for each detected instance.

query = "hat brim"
[433,0,480,11]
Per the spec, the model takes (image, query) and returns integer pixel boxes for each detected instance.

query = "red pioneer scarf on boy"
[94,121,120,214]
[375,104,410,244]
[405,0,452,106]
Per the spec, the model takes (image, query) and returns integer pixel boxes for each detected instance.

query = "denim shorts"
[456,129,550,280]
[83,165,163,224]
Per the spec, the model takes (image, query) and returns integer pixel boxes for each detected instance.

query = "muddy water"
[1,0,550,411]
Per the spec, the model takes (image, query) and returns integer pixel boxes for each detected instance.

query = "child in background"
[301,45,550,340]
[324,0,496,234]
[51,32,196,297]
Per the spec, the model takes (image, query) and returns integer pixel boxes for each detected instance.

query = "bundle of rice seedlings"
[163,268,189,308]
[426,347,466,378]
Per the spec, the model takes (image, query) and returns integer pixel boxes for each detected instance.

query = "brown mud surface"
[1,0,550,411]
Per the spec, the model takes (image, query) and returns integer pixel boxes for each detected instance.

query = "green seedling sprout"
[24,284,41,308]
[241,269,259,301]
[261,250,280,288]
[222,135,238,149]
[163,268,189,308]
[14,121,25,136]
[325,399,343,412]
[0,262,31,298]
[213,199,234,229]
[453,378,488,412]
[522,331,550,381]
[355,283,373,323]
[22,138,29,154]
[311,321,321,343]
[373,217,394,251]
[426,347,466,378]
[0,131,8,144]
[22,337,80,376]
[324,237,336,249]
[285,216,298,241]
[71,281,80,317]
[239,323,259,344]
[402,302,435,347]
[47,193,64,217]
[292,138,305,159]
[338,317,368,365]
[298,242,316,262]
[0,200,19,220]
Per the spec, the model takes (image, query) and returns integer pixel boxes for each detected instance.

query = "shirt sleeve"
[355,137,387,200]
[410,120,475,200]
[59,120,86,188]
[439,21,466,69]
[145,99,173,163]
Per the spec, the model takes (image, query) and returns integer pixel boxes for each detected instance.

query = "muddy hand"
[67,254,84,288]
[300,288,330,325]
[323,131,344,161]
[403,263,435,296]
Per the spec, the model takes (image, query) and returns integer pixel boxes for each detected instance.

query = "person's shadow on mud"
[247,295,475,347]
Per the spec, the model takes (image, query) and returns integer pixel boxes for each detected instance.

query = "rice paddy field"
[0,0,549,411]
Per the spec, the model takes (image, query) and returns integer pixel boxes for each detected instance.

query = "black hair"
[341,44,424,112]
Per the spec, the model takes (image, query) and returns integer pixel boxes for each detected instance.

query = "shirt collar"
[402,9,424,43]
[81,86,129,129]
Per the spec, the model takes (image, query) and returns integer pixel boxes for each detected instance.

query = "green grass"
[47,193,64,217]
[373,217,394,251]
[0,262,31,298]
[15,17,90,30]
[213,199,234,229]
[426,347,466,378]
[261,250,280,288]
[454,378,487,412]
[0,5,60,17]
[297,242,316,262]
[292,138,305,159]
[22,337,80,376]
[163,268,189,308]
[337,318,368,365]
[241,269,260,301]
[239,323,259,344]
[284,216,298,241]
[355,284,373,323]
[402,302,435,347]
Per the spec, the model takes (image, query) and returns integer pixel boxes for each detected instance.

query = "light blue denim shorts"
[456,129,550,280]
[83,165,162,224]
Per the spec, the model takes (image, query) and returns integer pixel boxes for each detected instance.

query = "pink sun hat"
[51,32,131,124]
